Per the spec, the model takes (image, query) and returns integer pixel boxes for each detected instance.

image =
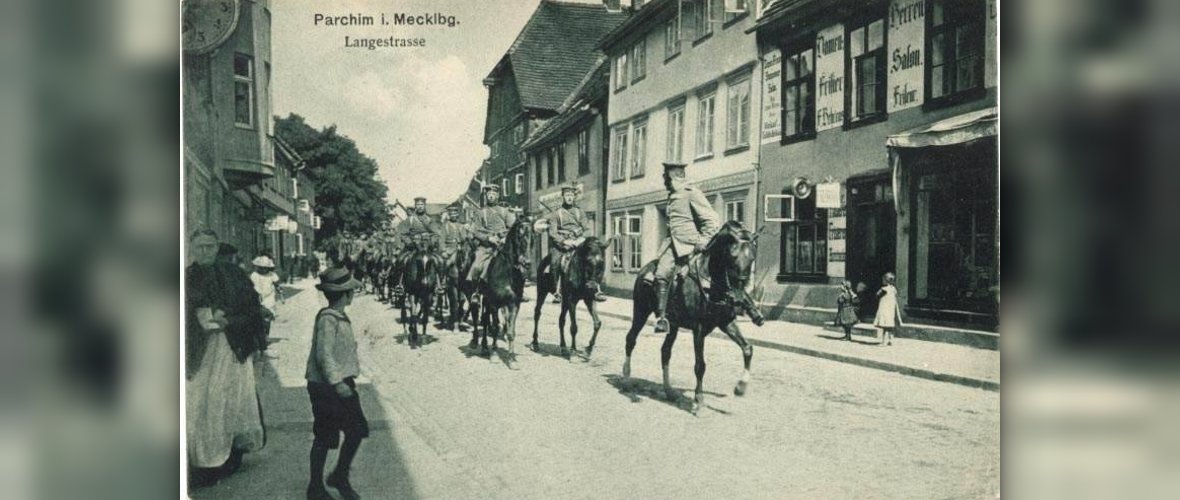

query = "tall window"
[546,149,556,187]
[693,0,718,41]
[611,126,629,181]
[556,144,567,183]
[630,39,646,82]
[782,44,815,140]
[724,0,750,22]
[664,18,681,60]
[611,214,625,270]
[614,53,629,91]
[726,76,751,148]
[667,103,685,162]
[502,178,510,196]
[535,157,544,189]
[577,128,591,175]
[627,213,643,270]
[848,17,886,121]
[631,118,648,178]
[611,211,644,272]
[515,173,524,194]
[928,0,985,101]
[695,91,716,158]
[233,53,254,128]
[725,198,746,224]
[780,192,827,279]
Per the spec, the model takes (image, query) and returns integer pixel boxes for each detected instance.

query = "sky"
[272,0,603,207]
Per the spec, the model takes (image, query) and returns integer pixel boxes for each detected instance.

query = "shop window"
[926,0,985,103]
[778,191,827,280]
[911,162,996,308]
[848,16,887,122]
[781,43,815,141]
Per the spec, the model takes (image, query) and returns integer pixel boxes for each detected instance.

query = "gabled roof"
[521,58,609,152]
[487,0,628,112]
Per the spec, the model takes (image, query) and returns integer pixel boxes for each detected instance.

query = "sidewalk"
[555,289,999,392]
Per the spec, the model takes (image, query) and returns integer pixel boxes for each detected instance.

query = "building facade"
[183,0,275,259]
[521,61,611,273]
[481,0,629,214]
[600,0,762,294]
[751,0,998,330]
[263,135,317,274]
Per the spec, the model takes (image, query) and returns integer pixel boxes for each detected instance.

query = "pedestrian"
[306,268,368,500]
[835,280,861,341]
[185,229,267,488]
[250,255,281,357]
[874,272,903,345]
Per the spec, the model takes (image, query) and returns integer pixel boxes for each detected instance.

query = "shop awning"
[886,107,997,149]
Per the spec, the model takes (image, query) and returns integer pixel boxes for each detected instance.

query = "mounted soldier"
[393,197,438,297]
[438,204,471,256]
[544,184,606,303]
[467,184,516,295]
[645,162,723,333]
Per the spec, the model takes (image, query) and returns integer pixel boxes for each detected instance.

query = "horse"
[437,239,474,330]
[531,237,612,358]
[400,239,438,348]
[473,218,532,362]
[621,221,766,415]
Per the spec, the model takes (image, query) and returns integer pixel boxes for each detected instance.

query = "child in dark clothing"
[835,280,862,341]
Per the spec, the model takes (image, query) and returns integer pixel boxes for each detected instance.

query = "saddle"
[677,253,711,292]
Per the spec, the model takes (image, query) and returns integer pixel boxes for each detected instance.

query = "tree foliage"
[275,114,389,248]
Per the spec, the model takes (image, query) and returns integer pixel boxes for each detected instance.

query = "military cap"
[662,162,688,175]
[561,184,578,194]
[484,184,501,193]
[414,196,427,203]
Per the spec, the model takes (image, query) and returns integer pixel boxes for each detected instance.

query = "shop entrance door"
[847,174,897,320]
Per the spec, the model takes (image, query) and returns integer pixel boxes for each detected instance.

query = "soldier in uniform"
[545,184,607,302]
[438,204,471,256]
[467,184,517,293]
[646,162,723,333]
[393,197,438,294]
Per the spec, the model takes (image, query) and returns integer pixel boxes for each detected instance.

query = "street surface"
[192,280,1000,499]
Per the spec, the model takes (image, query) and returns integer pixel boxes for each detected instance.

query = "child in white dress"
[874,272,902,345]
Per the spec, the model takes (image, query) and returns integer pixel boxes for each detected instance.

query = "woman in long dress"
[186,229,267,486]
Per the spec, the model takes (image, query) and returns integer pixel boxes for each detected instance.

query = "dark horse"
[622,221,766,415]
[472,219,532,363]
[436,239,474,330]
[400,240,438,348]
[531,237,612,358]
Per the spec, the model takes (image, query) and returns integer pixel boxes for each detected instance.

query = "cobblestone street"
[192,280,999,499]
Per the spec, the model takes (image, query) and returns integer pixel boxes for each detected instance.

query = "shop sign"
[287,220,299,234]
[816,182,842,208]
[267,214,289,231]
[814,24,845,131]
[827,207,847,278]
[888,0,925,113]
[761,49,782,143]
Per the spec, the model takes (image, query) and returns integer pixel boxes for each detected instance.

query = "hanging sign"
[888,0,925,112]
[814,24,845,131]
[816,182,842,209]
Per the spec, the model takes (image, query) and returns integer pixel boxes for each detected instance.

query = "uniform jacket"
[472,205,516,246]
[666,186,722,258]
[397,212,437,243]
[545,205,589,248]
[438,219,471,248]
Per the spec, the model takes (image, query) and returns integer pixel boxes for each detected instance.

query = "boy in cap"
[306,269,368,500]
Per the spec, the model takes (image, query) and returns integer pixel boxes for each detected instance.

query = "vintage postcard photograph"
[181,0,999,498]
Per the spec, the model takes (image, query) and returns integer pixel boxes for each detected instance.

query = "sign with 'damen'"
[814,24,845,132]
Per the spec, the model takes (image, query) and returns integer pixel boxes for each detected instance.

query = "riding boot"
[654,279,670,333]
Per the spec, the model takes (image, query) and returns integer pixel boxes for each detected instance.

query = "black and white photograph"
[182,0,1000,498]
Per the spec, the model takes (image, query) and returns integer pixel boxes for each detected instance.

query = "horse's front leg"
[557,301,569,358]
[584,298,602,357]
[531,286,545,351]
[660,326,680,402]
[505,303,518,362]
[691,325,707,416]
[721,320,754,396]
[568,298,579,354]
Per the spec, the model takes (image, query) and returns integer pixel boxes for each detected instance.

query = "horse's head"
[576,237,610,291]
[506,219,533,270]
[707,221,758,292]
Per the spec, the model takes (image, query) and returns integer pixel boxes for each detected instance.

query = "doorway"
[847,172,897,320]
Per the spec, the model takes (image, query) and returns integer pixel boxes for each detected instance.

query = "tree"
[275,114,389,248]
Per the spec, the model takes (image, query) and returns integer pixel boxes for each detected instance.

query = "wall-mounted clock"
[182,0,241,55]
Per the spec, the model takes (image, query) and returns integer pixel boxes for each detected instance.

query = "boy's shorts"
[307,377,370,449]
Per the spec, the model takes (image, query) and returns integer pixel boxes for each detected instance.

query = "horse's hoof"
[734,381,748,397]
[561,347,569,358]
[529,341,539,352]
[622,363,631,380]
[690,401,701,416]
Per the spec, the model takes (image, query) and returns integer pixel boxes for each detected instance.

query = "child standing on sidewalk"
[250,256,281,357]
[835,281,861,341]
[874,272,903,346]
[306,268,368,500]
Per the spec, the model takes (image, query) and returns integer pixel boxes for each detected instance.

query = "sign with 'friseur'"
[814,24,845,131]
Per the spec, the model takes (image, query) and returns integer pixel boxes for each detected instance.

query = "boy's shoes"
[327,471,361,500]
[307,484,333,500]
